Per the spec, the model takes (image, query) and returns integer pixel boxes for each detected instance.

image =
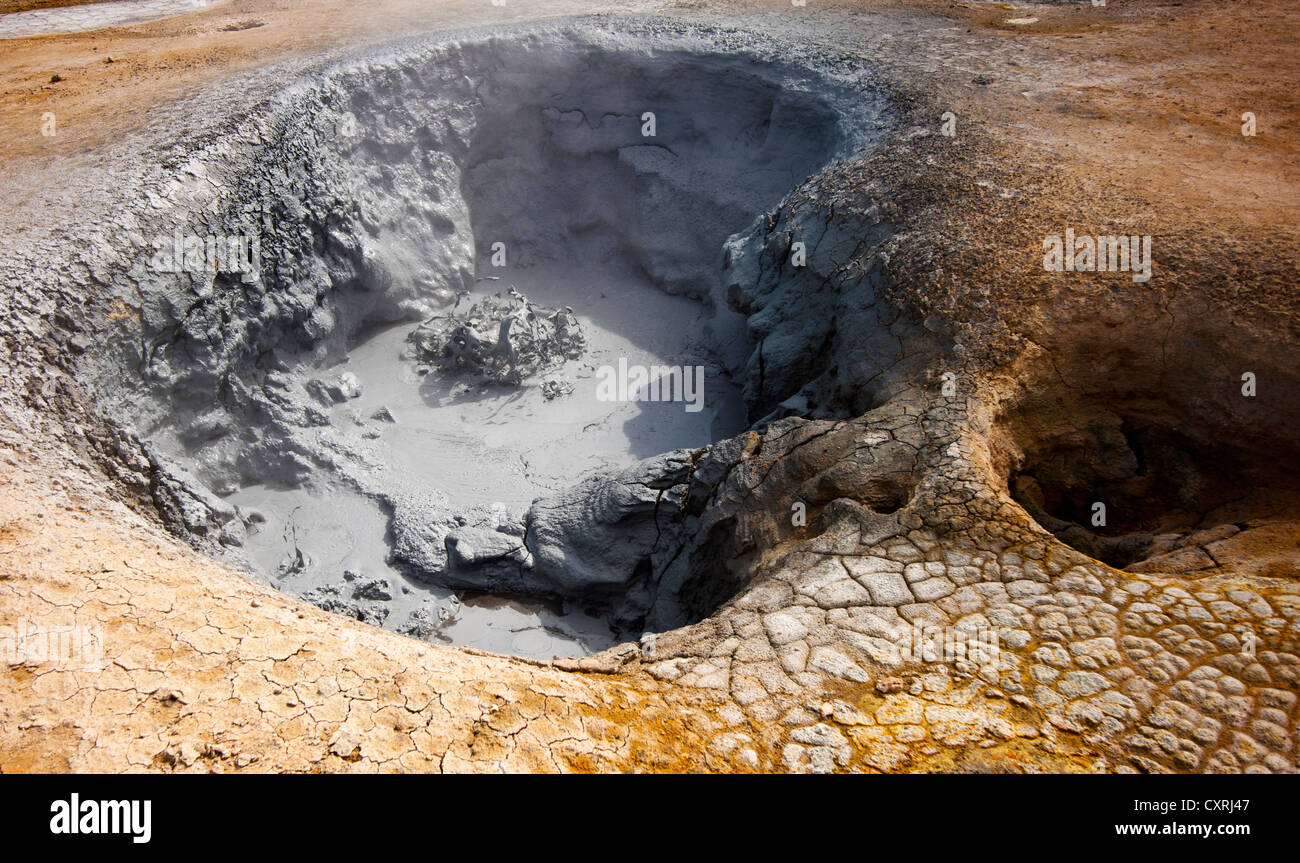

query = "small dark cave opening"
[1008,413,1297,571]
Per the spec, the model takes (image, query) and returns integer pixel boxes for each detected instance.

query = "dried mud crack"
[0,0,1297,774]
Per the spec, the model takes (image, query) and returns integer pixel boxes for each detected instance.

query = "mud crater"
[86,27,888,658]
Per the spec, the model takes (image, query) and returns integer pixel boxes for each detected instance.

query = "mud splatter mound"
[407,289,585,386]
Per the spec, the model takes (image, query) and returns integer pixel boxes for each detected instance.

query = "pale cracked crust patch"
[638,397,1300,774]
